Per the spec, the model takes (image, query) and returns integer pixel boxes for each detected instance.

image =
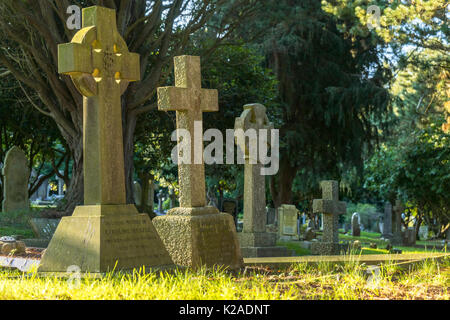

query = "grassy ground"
[277,230,448,256]
[0,256,448,300]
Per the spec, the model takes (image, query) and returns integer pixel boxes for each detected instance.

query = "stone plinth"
[311,242,346,255]
[38,205,173,273]
[153,206,243,269]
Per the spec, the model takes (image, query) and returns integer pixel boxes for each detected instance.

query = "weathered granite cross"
[313,181,346,243]
[235,104,274,233]
[158,55,218,208]
[58,6,140,205]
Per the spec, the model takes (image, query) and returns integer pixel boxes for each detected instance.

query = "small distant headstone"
[418,226,429,240]
[266,207,276,225]
[392,199,404,245]
[403,227,416,246]
[29,218,60,240]
[133,181,142,206]
[222,198,238,226]
[168,189,177,209]
[311,181,346,255]
[278,205,300,240]
[382,202,393,239]
[352,212,361,237]
[304,227,316,241]
[2,147,30,212]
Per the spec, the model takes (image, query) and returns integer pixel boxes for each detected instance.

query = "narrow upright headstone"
[133,181,142,206]
[392,199,404,245]
[278,204,300,241]
[352,212,361,237]
[2,147,30,212]
[168,189,177,209]
[382,202,393,239]
[38,6,173,273]
[153,55,243,268]
[157,190,165,213]
[235,104,289,257]
[311,181,346,255]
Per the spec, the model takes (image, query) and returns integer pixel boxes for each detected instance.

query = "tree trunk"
[60,135,83,215]
[270,157,297,209]
[124,105,137,205]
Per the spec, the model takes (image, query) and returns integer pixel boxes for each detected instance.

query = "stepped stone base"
[311,242,346,255]
[238,231,292,257]
[153,206,243,269]
[238,231,277,247]
[38,205,174,273]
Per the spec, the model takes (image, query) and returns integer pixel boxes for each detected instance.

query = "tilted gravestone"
[2,147,30,213]
[278,204,300,241]
[311,181,346,255]
[382,202,393,239]
[235,104,290,257]
[352,212,361,237]
[38,6,173,273]
[152,55,243,268]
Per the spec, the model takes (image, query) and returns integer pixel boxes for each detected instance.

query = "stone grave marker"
[153,55,243,268]
[352,212,361,237]
[278,204,300,241]
[382,202,393,239]
[38,6,174,273]
[2,147,30,213]
[133,181,142,206]
[311,181,347,255]
[403,227,416,246]
[222,198,238,227]
[266,207,276,225]
[418,226,429,240]
[235,104,290,257]
[392,199,404,245]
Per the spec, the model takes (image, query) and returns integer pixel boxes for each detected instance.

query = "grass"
[0,256,448,300]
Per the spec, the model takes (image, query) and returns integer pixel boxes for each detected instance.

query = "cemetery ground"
[0,254,447,300]
[0,208,448,300]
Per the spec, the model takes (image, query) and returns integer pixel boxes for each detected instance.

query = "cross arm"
[157,87,219,112]
[313,199,346,215]
[118,52,140,82]
[58,42,93,75]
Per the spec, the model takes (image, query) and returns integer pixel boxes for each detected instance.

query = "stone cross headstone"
[392,199,404,245]
[157,55,217,208]
[382,202,393,239]
[352,212,361,237]
[311,181,346,255]
[133,181,142,206]
[153,55,243,268]
[38,6,173,273]
[2,147,30,212]
[266,207,276,225]
[234,104,287,257]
